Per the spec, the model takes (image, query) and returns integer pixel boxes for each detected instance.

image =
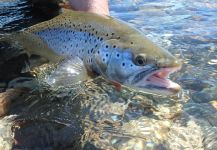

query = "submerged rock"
[7,77,38,90]
[0,89,25,117]
[192,87,217,103]
[0,115,17,150]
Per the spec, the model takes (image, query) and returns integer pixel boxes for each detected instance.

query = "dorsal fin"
[59,8,75,14]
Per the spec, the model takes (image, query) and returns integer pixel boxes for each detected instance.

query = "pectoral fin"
[43,57,91,87]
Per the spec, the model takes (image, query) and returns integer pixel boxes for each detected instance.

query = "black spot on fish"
[76,44,78,47]
[131,42,133,44]
[103,58,105,62]
[94,39,97,42]
[113,45,116,48]
[97,51,100,54]
[106,45,108,48]
[80,29,82,31]
[95,31,98,34]
[92,28,95,31]
[88,50,90,54]
[106,33,109,36]
[117,37,120,39]
[100,37,103,41]
[106,54,108,57]
[91,48,94,53]
[112,33,115,35]
[95,44,98,48]
[122,63,125,66]
[84,25,87,28]
[131,64,133,67]
[88,25,91,28]
[85,40,87,43]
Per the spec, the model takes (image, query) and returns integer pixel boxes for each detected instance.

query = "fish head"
[94,35,182,96]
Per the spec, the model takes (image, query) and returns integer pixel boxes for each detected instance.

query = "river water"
[0,0,217,149]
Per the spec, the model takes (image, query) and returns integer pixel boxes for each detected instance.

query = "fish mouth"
[132,66,181,95]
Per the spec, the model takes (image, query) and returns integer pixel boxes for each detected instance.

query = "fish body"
[14,10,181,95]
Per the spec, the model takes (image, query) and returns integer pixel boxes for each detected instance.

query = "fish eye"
[135,55,146,66]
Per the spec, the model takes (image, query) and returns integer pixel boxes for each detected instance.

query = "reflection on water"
[0,0,217,149]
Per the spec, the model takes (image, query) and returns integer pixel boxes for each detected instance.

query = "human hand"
[59,0,109,15]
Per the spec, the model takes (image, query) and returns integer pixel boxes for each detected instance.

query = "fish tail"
[0,32,26,61]
[0,33,17,46]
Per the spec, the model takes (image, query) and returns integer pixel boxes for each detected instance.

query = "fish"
[6,9,182,95]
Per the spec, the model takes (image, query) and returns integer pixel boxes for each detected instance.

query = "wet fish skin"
[16,10,181,95]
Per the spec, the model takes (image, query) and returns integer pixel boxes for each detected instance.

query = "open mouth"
[134,66,181,94]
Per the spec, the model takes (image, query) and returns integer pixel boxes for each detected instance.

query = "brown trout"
[10,10,182,95]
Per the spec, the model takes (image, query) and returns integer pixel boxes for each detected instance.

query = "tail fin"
[0,33,25,62]
[0,33,30,76]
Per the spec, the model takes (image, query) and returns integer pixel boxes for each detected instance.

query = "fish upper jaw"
[156,54,182,68]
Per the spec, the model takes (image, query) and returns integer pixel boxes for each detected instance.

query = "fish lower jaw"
[146,75,180,92]
[133,67,181,94]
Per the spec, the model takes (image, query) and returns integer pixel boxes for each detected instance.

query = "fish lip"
[132,65,182,94]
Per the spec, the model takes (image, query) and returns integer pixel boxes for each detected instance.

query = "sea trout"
[9,10,182,95]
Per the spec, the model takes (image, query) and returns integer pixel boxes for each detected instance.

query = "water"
[0,0,217,149]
